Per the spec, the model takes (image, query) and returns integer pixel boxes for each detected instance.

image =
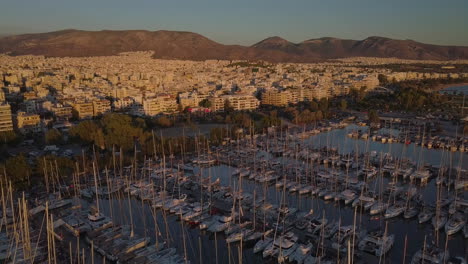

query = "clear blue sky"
[1,0,467,46]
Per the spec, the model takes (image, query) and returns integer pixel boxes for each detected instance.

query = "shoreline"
[435,82,468,91]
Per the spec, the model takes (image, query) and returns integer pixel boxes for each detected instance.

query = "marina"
[1,121,466,263]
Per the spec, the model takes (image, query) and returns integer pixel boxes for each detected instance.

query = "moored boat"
[445,213,465,235]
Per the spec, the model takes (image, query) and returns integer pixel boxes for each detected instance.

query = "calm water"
[304,124,467,170]
[159,123,228,137]
[441,85,468,95]
[90,125,467,264]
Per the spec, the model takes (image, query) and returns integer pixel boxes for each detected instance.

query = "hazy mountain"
[0,29,467,61]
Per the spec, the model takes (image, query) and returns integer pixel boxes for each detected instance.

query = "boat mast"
[92,162,99,214]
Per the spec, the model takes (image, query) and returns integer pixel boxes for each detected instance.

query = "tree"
[415,95,426,109]
[69,113,150,151]
[368,110,380,124]
[101,113,146,150]
[155,116,173,127]
[199,99,212,108]
[297,109,315,124]
[0,131,19,145]
[309,101,319,112]
[3,155,31,188]
[224,99,234,113]
[177,103,183,112]
[240,114,252,128]
[358,86,367,101]
[284,107,299,124]
[93,128,106,150]
[340,99,348,111]
[319,98,329,112]
[69,120,101,143]
[378,74,388,85]
[36,155,75,181]
[315,110,323,121]
[45,129,62,144]
[349,87,359,101]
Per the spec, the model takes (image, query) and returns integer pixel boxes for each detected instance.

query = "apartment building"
[178,91,209,108]
[210,94,259,111]
[208,97,225,112]
[20,100,39,113]
[23,91,38,100]
[0,103,13,132]
[72,102,94,119]
[114,97,137,110]
[261,90,293,106]
[348,74,379,90]
[15,111,41,133]
[51,104,73,121]
[92,99,111,116]
[142,95,177,116]
[303,85,330,100]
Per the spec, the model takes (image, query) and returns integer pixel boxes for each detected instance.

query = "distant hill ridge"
[1,29,467,61]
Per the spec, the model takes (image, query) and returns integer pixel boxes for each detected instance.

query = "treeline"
[278,98,332,125]
[68,113,214,156]
[227,61,271,68]
[389,77,468,91]
[211,97,332,129]
[353,78,467,114]
[1,113,218,189]
[358,64,468,74]
[1,154,75,190]
[356,89,448,112]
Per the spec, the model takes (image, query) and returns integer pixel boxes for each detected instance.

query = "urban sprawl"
[1,52,467,135]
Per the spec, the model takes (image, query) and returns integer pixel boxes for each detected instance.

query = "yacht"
[162,194,187,211]
[307,217,328,235]
[418,207,434,224]
[403,206,419,219]
[207,215,233,233]
[445,213,466,236]
[244,230,267,243]
[277,242,299,263]
[254,237,273,254]
[263,232,298,259]
[340,190,357,205]
[330,225,353,252]
[225,221,251,236]
[370,201,388,215]
[410,244,449,264]
[289,243,313,264]
[384,202,406,218]
[409,169,431,183]
[199,215,217,230]
[321,222,339,239]
[169,201,188,214]
[323,192,336,201]
[298,185,314,195]
[87,212,113,230]
[352,195,375,210]
[358,167,378,179]
[226,229,254,243]
[289,183,301,193]
[358,231,395,257]
[432,212,448,230]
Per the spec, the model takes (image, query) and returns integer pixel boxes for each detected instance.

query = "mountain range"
[0,29,467,62]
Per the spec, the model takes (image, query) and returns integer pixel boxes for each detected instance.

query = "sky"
[1,0,467,46]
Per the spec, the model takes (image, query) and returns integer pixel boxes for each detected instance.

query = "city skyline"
[1,0,468,46]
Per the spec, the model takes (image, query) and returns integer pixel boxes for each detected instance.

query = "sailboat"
[445,212,466,235]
